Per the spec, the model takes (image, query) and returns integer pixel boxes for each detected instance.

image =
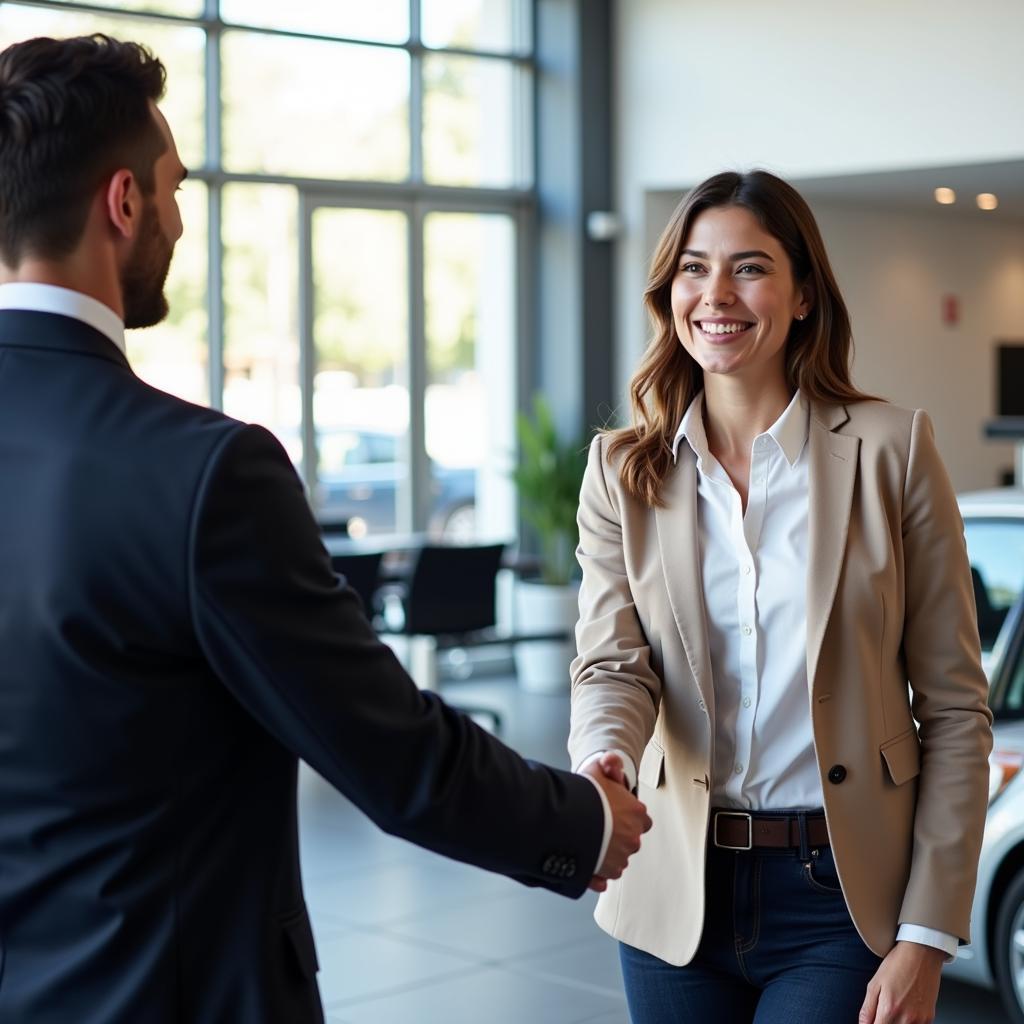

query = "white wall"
[642,193,1024,491]
[613,0,1024,488]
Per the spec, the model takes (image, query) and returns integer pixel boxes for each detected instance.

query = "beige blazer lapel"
[806,402,861,695]
[654,446,716,715]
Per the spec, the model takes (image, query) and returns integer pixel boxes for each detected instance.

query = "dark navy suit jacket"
[0,310,603,1023]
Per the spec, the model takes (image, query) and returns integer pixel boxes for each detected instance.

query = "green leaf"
[511,394,588,585]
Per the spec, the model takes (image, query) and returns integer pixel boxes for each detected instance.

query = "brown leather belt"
[711,810,829,851]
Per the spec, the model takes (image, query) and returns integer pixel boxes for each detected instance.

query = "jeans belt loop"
[797,810,810,861]
[713,810,753,851]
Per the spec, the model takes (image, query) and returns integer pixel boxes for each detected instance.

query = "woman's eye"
[679,262,704,273]
[736,264,765,275]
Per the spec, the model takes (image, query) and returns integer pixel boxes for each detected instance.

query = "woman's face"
[671,204,810,384]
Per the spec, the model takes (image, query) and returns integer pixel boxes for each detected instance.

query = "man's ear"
[104,169,140,242]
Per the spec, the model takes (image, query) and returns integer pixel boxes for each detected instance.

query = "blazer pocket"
[638,740,665,789]
[880,728,922,786]
[280,905,319,981]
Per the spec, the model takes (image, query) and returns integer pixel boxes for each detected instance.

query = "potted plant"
[511,394,588,693]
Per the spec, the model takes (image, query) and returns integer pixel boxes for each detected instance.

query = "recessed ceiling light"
[934,187,956,205]
[976,193,998,211]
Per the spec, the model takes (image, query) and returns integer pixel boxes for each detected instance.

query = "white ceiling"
[790,160,1024,222]
[653,161,1024,223]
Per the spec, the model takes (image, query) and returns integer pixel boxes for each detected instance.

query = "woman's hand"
[858,941,944,1024]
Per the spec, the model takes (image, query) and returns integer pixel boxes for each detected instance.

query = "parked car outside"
[943,486,1024,1021]
[312,426,476,539]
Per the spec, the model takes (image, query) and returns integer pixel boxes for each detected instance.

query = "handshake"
[582,752,652,893]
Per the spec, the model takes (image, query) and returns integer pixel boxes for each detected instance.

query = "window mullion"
[409,0,424,184]
[204,7,224,408]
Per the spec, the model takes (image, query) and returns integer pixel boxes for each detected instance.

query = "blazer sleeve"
[898,409,994,939]
[569,434,661,773]
[187,424,604,897]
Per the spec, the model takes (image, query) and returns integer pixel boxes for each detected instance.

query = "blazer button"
[828,764,847,784]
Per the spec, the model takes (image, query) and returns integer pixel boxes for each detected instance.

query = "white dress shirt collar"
[0,282,126,355]
[671,389,808,467]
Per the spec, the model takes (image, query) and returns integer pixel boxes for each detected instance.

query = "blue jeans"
[620,839,882,1023]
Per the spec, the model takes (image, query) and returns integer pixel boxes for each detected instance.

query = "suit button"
[543,856,557,874]
[828,764,847,784]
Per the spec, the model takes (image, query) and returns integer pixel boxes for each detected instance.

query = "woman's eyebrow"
[680,248,775,261]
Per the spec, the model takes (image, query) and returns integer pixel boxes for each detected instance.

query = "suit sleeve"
[898,409,993,940]
[569,434,661,773]
[187,424,604,897]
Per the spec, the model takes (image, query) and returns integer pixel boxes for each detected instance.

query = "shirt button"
[697,698,706,711]
[734,764,744,775]
[742,625,752,636]
[743,697,752,708]
[743,564,752,575]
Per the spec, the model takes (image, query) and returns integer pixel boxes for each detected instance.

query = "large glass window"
[422,0,531,53]
[221,183,300,456]
[311,207,409,536]
[0,1,533,539]
[219,1,410,43]
[425,212,516,541]
[221,33,410,181]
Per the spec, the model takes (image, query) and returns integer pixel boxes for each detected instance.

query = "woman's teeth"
[699,321,750,335]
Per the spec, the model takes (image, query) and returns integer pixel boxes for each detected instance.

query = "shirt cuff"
[896,924,959,962]
[574,749,639,792]
[580,774,613,877]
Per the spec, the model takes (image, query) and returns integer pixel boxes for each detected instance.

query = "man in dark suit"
[0,35,650,1023]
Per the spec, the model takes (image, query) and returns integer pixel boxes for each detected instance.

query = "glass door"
[301,201,412,538]
[300,197,519,543]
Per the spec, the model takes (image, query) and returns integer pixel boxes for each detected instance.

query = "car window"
[963,518,1024,652]
[363,433,397,464]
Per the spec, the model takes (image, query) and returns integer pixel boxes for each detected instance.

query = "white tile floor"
[297,676,1006,1024]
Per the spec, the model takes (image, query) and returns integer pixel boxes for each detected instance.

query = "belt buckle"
[714,811,753,851]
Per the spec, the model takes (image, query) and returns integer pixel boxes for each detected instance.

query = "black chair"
[329,551,385,619]
[319,518,351,537]
[378,543,507,730]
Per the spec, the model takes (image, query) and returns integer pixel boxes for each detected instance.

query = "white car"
[942,488,1024,1021]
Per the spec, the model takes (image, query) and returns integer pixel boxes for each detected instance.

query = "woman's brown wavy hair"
[607,169,875,507]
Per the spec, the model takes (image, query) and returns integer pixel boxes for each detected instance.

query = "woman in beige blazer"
[570,170,993,1024]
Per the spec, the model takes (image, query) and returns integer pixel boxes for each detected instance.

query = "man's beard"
[120,199,174,330]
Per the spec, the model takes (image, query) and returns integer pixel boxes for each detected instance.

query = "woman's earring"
[796,312,806,321]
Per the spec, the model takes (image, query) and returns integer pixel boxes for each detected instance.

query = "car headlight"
[989,750,1024,804]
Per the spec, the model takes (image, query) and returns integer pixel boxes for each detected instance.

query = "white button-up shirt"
[673,390,819,811]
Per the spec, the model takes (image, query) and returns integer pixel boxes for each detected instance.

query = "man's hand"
[858,941,945,1024]
[581,759,651,892]
[592,751,629,788]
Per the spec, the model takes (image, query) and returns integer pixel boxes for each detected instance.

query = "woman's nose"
[703,273,734,309]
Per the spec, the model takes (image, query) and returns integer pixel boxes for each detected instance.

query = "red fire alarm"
[941,294,959,326]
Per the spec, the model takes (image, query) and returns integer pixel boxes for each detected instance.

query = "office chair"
[377,543,507,731]
[329,551,385,620]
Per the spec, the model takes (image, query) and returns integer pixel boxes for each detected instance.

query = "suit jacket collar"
[0,309,131,372]
[654,444,716,715]
[806,399,860,695]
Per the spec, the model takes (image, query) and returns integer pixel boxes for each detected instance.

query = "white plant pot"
[513,580,579,694]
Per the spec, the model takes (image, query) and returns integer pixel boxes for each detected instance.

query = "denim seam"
[734,856,761,983]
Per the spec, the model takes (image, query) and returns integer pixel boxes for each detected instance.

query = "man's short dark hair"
[0,34,167,266]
